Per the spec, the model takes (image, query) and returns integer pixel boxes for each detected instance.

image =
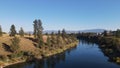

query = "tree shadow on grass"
[25,37,37,43]
[2,43,12,52]
[33,43,37,48]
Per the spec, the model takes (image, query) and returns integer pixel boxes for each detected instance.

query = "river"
[5,40,120,68]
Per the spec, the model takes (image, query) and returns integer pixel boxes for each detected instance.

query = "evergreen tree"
[0,25,2,37]
[103,30,107,36]
[58,30,61,36]
[37,19,44,47]
[45,32,48,35]
[10,37,20,53]
[47,36,51,46]
[37,19,44,32]
[115,29,120,37]
[33,19,44,47]
[51,32,55,41]
[51,32,56,44]
[9,24,17,36]
[33,20,37,38]
[19,27,24,37]
[37,30,44,47]
[56,30,61,46]
[62,29,67,39]
[51,32,54,37]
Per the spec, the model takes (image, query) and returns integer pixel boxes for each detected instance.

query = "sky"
[0,0,120,32]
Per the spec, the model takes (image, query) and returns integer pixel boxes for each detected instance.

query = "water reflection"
[5,40,120,68]
[5,46,77,68]
[40,46,77,68]
[34,52,66,68]
[81,39,96,47]
[80,39,120,65]
[99,44,120,65]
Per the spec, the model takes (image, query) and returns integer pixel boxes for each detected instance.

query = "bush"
[0,55,9,62]
[10,51,24,58]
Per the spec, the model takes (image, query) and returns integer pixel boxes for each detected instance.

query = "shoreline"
[79,36,120,64]
[2,41,78,68]
[3,60,26,68]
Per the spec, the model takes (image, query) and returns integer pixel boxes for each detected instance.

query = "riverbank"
[5,39,120,68]
[78,35,120,64]
[1,41,78,68]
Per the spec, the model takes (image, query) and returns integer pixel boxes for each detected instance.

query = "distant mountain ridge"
[26,29,105,34]
[80,29,105,33]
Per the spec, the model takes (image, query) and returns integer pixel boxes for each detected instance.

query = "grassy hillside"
[0,34,78,67]
[0,34,40,55]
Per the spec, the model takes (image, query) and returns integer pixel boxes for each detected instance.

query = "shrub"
[0,55,9,62]
[10,51,24,58]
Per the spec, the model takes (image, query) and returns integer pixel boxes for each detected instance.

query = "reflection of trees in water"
[80,39,120,65]
[5,62,33,68]
[38,52,66,68]
[99,45,120,65]
[80,39,95,47]
[33,46,77,68]
[34,59,45,68]
[67,46,77,55]
[5,46,77,68]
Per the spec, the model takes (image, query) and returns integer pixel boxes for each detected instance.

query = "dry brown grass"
[19,37,36,52]
[0,34,12,55]
[0,34,48,56]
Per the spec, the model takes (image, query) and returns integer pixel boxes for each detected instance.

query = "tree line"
[0,19,77,54]
[0,19,78,62]
[103,29,120,37]
[0,24,25,37]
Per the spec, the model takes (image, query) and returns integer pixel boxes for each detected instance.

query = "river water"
[5,40,120,68]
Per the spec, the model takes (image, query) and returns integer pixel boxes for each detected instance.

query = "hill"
[0,34,78,67]
[80,29,105,33]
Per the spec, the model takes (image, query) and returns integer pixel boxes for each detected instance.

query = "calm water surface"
[5,40,120,68]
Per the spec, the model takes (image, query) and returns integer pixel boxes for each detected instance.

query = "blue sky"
[0,0,120,32]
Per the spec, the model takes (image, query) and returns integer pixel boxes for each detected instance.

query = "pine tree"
[37,30,44,47]
[45,32,48,35]
[51,32,55,41]
[10,37,20,53]
[51,32,56,44]
[103,30,107,36]
[37,19,44,32]
[19,27,24,37]
[58,30,61,36]
[33,19,44,47]
[33,20,37,38]
[9,24,17,36]
[0,25,2,37]
[62,29,67,39]
[47,36,51,46]
[115,29,120,37]
[56,30,61,46]
[33,19,43,38]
